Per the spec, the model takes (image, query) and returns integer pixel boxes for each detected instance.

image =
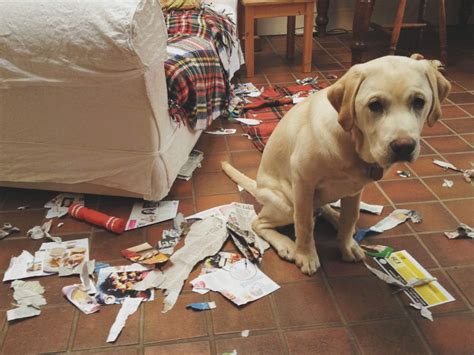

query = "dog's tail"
[221,161,257,196]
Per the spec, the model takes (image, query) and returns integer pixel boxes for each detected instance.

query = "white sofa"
[0,0,240,201]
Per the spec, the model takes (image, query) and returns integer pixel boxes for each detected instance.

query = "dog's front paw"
[340,240,366,262]
[295,248,320,275]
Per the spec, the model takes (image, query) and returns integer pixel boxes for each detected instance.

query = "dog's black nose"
[390,138,416,161]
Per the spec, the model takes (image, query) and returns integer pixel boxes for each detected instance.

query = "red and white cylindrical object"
[68,203,126,234]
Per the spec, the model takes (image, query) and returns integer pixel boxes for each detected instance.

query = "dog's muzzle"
[390,138,416,162]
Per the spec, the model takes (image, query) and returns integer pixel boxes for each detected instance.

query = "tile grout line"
[319,270,363,355]
[66,309,80,353]
[267,293,290,355]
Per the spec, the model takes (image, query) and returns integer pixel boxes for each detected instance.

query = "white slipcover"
[0,0,205,200]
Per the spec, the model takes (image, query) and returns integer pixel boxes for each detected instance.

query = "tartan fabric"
[165,5,237,65]
[241,84,319,152]
[165,35,228,129]
[164,6,238,129]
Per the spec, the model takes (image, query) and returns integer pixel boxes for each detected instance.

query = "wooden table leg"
[302,2,314,72]
[351,0,375,65]
[316,0,330,37]
[244,7,255,77]
[287,16,296,60]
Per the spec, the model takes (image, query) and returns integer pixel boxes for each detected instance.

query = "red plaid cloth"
[241,84,319,151]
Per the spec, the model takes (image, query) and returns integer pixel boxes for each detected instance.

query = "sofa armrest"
[0,0,167,88]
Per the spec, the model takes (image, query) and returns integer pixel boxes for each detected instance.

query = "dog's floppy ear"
[327,68,365,131]
[425,63,451,127]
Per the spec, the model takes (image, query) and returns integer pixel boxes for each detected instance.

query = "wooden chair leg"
[244,7,255,77]
[287,16,296,60]
[351,0,376,65]
[302,2,314,72]
[389,0,407,55]
[438,0,448,64]
[415,0,427,49]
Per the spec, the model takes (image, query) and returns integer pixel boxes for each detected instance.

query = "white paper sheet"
[330,200,384,215]
[190,259,279,306]
[106,297,143,343]
[125,200,179,230]
[3,250,51,282]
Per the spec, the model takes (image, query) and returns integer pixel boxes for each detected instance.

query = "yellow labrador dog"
[222,55,450,275]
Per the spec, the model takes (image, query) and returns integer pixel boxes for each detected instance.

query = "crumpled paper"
[27,220,61,242]
[7,280,47,321]
[158,216,228,313]
[354,209,422,242]
[444,224,474,239]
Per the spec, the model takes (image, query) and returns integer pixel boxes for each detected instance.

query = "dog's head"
[327,55,451,168]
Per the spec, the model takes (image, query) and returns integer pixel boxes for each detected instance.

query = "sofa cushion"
[0,0,167,88]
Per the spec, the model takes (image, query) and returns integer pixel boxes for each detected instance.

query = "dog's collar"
[365,163,384,181]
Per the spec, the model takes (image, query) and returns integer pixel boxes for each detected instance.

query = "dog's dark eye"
[413,97,425,110]
[368,101,383,113]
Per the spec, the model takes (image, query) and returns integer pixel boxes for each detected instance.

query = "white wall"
[257,0,471,36]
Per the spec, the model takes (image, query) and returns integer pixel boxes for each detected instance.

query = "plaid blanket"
[165,35,228,129]
[241,84,320,151]
[165,6,238,129]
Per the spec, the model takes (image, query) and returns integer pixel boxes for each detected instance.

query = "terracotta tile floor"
[1,28,473,354]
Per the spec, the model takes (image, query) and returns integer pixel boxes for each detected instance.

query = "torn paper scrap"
[1,222,20,240]
[202,252,243,274]
[132,270,165,291]
[241,329,250,337]
[27,220,62,243]
[7,280,46,321]
[3,250,51,282]
[45,193,84,219]
[79,261,97,295]
[159,216,228,313]
[361,244,394,258]
[178,149,204,181]
[121,243,168,265]
[186,204,234,221]
[432,159,462,172]
[234,118,261,126]
[442,179,454,188]
[62,285,101,314]
[7,306,41,321]
[234,82,261,97]
[205,128,237,135]
[41,238,89,274]
[227,203,269,263]
[96,264,154,305]
[397,170,411,178]
[107,297,143,343]
[190,259,280,306]
[222,350,238,355]
[186,302,216,311]
[410,302,433,321]
[157,229,181,255]
[125,200,179,231]
[59,259,95,278]
[330,200,384,215]
[228,222,264,263]
[444,224,474,239]
[433,159,473,183]
[354,209,422,242]
[373,250,454,309]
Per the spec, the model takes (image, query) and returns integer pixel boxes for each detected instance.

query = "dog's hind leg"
[252,215,296,261]
[319,204,340,230]
[251,188,296,261]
